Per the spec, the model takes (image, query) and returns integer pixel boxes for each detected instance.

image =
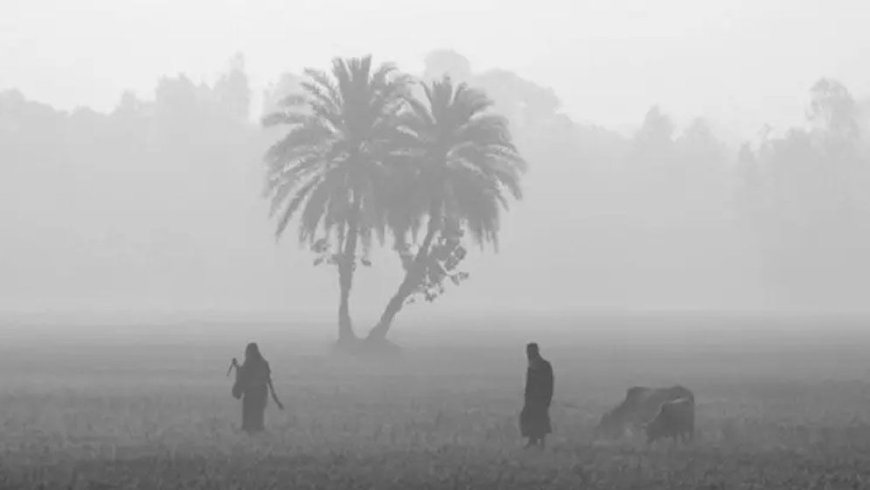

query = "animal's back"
[657,386,693,409]
[628,385,693,424]
[646,396,695,443]
[597,385,695,438]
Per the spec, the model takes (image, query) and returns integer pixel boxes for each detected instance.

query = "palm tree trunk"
[337,198,361,344]
[337,257,356,343]
[367,202,441,342]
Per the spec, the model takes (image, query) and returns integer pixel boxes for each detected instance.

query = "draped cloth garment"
[232,359,272,432]
[520,357,554,439]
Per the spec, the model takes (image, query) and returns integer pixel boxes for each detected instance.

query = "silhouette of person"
[520,342,554,448]
[231,342,283,433]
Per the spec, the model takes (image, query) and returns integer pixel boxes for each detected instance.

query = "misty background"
[2,0,870,325]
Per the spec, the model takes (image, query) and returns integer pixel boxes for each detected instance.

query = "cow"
[595,385,694,440]
[643,397,695,444]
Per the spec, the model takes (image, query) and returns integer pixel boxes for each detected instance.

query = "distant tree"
[153,74,204,148]
[365,76,526,343]
[674,117,730,204]
[422,50,473,83]
[262,72,304,119]
[213,53,252,122]
[155,75,200,118]
[261,56,410,345]
[113,91,145,118]
[678,118,724,161]
[738,78,870,308]
[808,78,860,143]
[633,106,676,160]
[474,69,562,132]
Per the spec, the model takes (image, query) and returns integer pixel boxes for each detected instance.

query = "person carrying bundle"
[229,342,284,433]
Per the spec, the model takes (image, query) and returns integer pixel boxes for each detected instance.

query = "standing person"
[520,342,554,448]
[231,342,284,433]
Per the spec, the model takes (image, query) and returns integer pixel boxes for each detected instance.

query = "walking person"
[520,342,554,448]
[230,342,284,433]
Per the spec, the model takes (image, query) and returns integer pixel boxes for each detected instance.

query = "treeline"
[0,55,270,313]
[1,50,868,331]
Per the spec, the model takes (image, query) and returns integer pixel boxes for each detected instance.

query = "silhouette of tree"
[261,56,410,344]
[738,78,870,308]
[213,53,252,123]
[262,72,304,118]
[632,106,676,163]
[474,69,562,133]
[422,50,473,84]
[366,76,526,343]
[808,78,860,144]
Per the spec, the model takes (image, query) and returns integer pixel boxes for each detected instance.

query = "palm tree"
[366,76,527,343]
[262,56,410,345]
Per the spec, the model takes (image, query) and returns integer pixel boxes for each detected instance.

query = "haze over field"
[2,0,870,327]
[6,4,870,489]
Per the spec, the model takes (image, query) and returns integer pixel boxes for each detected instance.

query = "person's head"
[526,342,540,361]
[245,342,263,362]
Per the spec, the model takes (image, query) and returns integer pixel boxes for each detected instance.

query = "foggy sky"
[4,0,869,139]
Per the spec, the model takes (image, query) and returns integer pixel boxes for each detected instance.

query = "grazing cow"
[644,397,695,444]
[595,385,694,440]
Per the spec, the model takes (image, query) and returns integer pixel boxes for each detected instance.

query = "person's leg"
[254,388,267,431]
[254,405,265,431]
[242,394,252,432]
[243,387,267,433]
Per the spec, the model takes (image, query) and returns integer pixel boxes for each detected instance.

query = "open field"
[1,313,870,489]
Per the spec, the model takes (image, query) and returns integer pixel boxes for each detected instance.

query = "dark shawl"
[233,358,272,432]
[520,357,554,438]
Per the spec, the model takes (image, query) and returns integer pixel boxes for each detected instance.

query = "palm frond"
[452,86,494,118]
[264,55,418,264]
[276,93,309,109]
[302,68,343,109]
[298,169,346,245]
[391,75,525,252]
[275,177,320,239]
[265,156,325,210]
[264,122,335,166]
[455,115,514,147]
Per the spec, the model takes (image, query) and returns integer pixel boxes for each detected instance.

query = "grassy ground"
[1,314,870,489]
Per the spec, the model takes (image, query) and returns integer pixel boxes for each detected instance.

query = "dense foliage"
[2,50,868,334]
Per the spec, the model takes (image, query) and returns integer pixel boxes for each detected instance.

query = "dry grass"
[1,317,870,489]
